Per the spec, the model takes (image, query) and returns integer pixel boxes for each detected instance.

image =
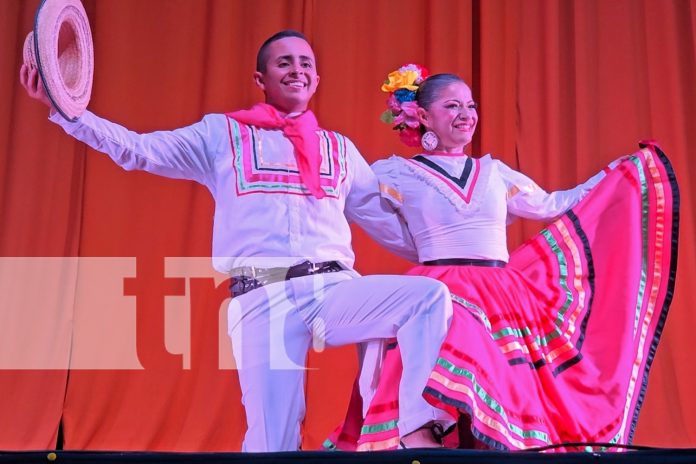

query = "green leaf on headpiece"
[380,110,395,124]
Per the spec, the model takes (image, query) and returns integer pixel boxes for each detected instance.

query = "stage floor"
[2,449,696,464]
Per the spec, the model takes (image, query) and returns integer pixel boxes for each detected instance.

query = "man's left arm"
[343,140,419,262]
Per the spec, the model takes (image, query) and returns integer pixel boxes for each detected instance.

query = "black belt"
[422,258,507,267]
[229,260,344,296]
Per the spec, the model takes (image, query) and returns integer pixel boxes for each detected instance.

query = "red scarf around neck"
[227,103,326,199]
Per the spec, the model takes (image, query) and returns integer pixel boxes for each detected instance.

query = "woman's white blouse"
[373,153,607,263]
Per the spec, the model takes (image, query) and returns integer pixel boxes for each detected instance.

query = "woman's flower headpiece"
[380,64,429,147]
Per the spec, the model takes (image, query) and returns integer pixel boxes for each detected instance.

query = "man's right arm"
[50,110,216,186]
[19,63,215,186]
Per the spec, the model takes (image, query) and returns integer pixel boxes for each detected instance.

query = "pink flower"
[386,94,401,114]
[399,127,422,147]
[394,101,420,128]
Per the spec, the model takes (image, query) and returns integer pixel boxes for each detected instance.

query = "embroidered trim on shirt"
[379,183,403,205]
[414,155,474,188]
[407,156,480,204]
[392,154,491,213]
[507,185,520,199]
[226,116,348,197]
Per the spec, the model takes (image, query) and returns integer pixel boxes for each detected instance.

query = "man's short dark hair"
[256,30,310,72]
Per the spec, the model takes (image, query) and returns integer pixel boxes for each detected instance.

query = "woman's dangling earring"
[421,130,439,152]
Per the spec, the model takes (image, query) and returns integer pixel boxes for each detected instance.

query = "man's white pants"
[228,270,453,452]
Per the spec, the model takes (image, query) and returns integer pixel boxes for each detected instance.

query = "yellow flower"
[381,70,419,93]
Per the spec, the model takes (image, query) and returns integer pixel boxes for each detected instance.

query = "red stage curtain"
[0,0,693,451]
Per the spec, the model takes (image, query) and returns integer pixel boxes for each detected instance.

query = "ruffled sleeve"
[345,151,419,262]
[498,160,609,222]
[371,156,405,208]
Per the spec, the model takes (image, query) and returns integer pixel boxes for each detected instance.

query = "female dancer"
[327,65,678,451]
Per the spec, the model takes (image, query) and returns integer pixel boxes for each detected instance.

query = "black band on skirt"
[422,258,507,267]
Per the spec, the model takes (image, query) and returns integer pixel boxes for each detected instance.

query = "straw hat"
[24,0,93,121]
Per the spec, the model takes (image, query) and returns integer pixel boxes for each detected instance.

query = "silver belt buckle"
[232,266,287,285]
[230,266,257,279]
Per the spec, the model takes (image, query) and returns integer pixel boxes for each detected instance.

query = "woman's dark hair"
[256,30,310,72]
[416,73,466,110]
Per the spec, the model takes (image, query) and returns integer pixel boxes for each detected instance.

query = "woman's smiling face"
[418,81,478,153]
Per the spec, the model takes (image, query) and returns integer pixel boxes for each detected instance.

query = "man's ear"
[253,71,265,91]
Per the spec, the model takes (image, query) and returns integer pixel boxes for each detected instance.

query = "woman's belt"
[229,260,344,296]
[422,258,507,267]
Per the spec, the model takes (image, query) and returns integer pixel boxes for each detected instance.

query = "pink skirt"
[325,143,679,451]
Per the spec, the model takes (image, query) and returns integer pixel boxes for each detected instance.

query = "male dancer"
[20,30,453,451]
